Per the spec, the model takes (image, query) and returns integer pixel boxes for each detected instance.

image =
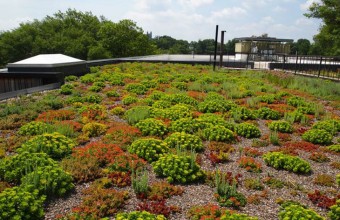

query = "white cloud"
[300,0,321,11]
[260,16,275,25]
[295,17,313,26]
[211,7,247,19]
[241,0,272,9]
[178,0,214,8]
[273,6,286,13]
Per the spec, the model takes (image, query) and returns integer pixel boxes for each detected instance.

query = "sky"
[0,0,322,42]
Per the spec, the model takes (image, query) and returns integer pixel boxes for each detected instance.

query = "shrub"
[106,90,120,98]
[136,118,168,137]
[36,109,75,122]
[164,132,203,151]
[327,144,340,153]
[83,94,102,103]
[312,120,340,135]
[278,201,324,220]
[108,171,131,187]
[19,132,76,159]
[0,186,46,220]
[137,200,177,218]
[287,96,307,107]
[263,152,311,174]
[152,154,205,184]
[302,129,333,145]
[122,95,139,105]
[195,113,234,130]
[128,138,169,162]
[238,156,262,173]
[108,152,146,172]
[236,123,261,138]
[202,125,234,142]
[111,106,125,115]
[170,118,196,134]
[80,74,96,84]
[116,211,166,220]
[152,100,172,109]
[161,93,198,107]
[21,165,74,198]
[61,156,102,183]
[18,121,51,136]
[329,199,340,220]
[104,122,141,146]
[0,152,56,184]
[126,83,148,95]
[64,75,77,82]
[268,121,293,133]
[82,122,107,137]
[198,100,234,113]
[60,84,74,95]
[89,85,102,92]
[132,170,149,198]
[230,107,256,121]
[205,170,242,188]
[337,174,340,186]
[124,106,152,125]
[148,181,184,201]
[257,107,280,120]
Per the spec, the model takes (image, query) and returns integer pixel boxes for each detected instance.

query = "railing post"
[318,56,323,77]
[295,52,298,74]
[213,25,219,71]
[246,53,249,69]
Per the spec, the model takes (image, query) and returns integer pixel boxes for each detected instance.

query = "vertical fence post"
[295,52,298,74]
[282,54,286,71]
[213,25,219,71]
[219,30,225,68]
[246,53,249,69]
[318,56,323,77]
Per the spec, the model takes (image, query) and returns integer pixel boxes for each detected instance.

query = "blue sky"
[0,0,322,42]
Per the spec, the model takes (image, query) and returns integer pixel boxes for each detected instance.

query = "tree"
[305,0,340,55]
[291,39,311,55]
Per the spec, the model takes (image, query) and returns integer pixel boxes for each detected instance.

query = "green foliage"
[257,107,280,120]
[235,123,261,138]
[82,122,107,137]
[152,154,205,184]
[202,125,235,142]
[128,138,169,162]
[19,132,76,159]
[18,121,51,136]
[336,174,340,186]
[164,132,203,151]
[312,119,340,135]
[244,178,264,190]
[268,121,293,133]
[263,152,311,174]
[126,83,148,95]
[106,90,120,98]
[122,95,139,105]
[124,106,152,125]
[152,104,192,121]
[278,201,324,220]
[60,84,74,95]
[195,113,235,131]
[328,199,340,220]
[116,211,166,220]
[0,186,46,220]
[83,94,103,103]
[287,96,307,107]
[21,165,74,198]
[230,107,256,121]
[0,151,56,184]
[132,170,149,196]
[135,118,168,136]
[302,129,333,145]
[170,118,196,134]
[64,75,78,82]
[198,100,234,113]
[327,144,340,153]
[161,93,198,107]
[80,74,96,84]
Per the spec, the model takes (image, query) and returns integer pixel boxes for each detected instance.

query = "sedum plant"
[202,125,235,142]
[18,132,76,159]
[278,201,324,220]
[0,186,46,220]
[263,152,311,174]
[268,121,293,133]
[302,129,333,145]
[164,132,204,151]
[116,211,166,220]
[170,118,196,134]
[82,122,107,138]
[128,138,169,162]
[328,199,340,220]
[152,154,205,184]
[327,144,340,153]
[135,118,168,137]
[257,107,280,120]
[312,119,340,135]
[18,121,52,136]
[0,152,57,184]
[21,165,74,198]
[235,123,261,138]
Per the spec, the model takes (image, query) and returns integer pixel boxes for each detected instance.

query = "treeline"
[0,9,156,67]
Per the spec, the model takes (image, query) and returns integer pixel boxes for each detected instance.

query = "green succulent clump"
[327,144,340,153]
[152,104,192,121]
[287,96,307,107]
[328,199,340,220]
[135,118,168,137]
[198,100,234,113]
[278,201,324,220]
[18,132,76,159]
[195,113,235,131]
[152,154,205,184]
[236,123,261,138]
[0,186,46,220]
[164,132,204,151]
[268,121,293,133]
[126,83,148,95]
[202,125,235,142]
[122,95,139,105]
[302,129,333,145]
[170,118,196,134]
[116,211,166,220]
[312,119,340,135]
[21,165,74,198]
[18,121,51,136]
[263,152,311,174]
[0,152,57,184]
[257,107,280,120]
[128,138,169,162]
[230,107,257,120]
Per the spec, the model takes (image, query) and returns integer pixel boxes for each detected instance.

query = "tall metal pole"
[213,25,219,71]
[220,30,226,68]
